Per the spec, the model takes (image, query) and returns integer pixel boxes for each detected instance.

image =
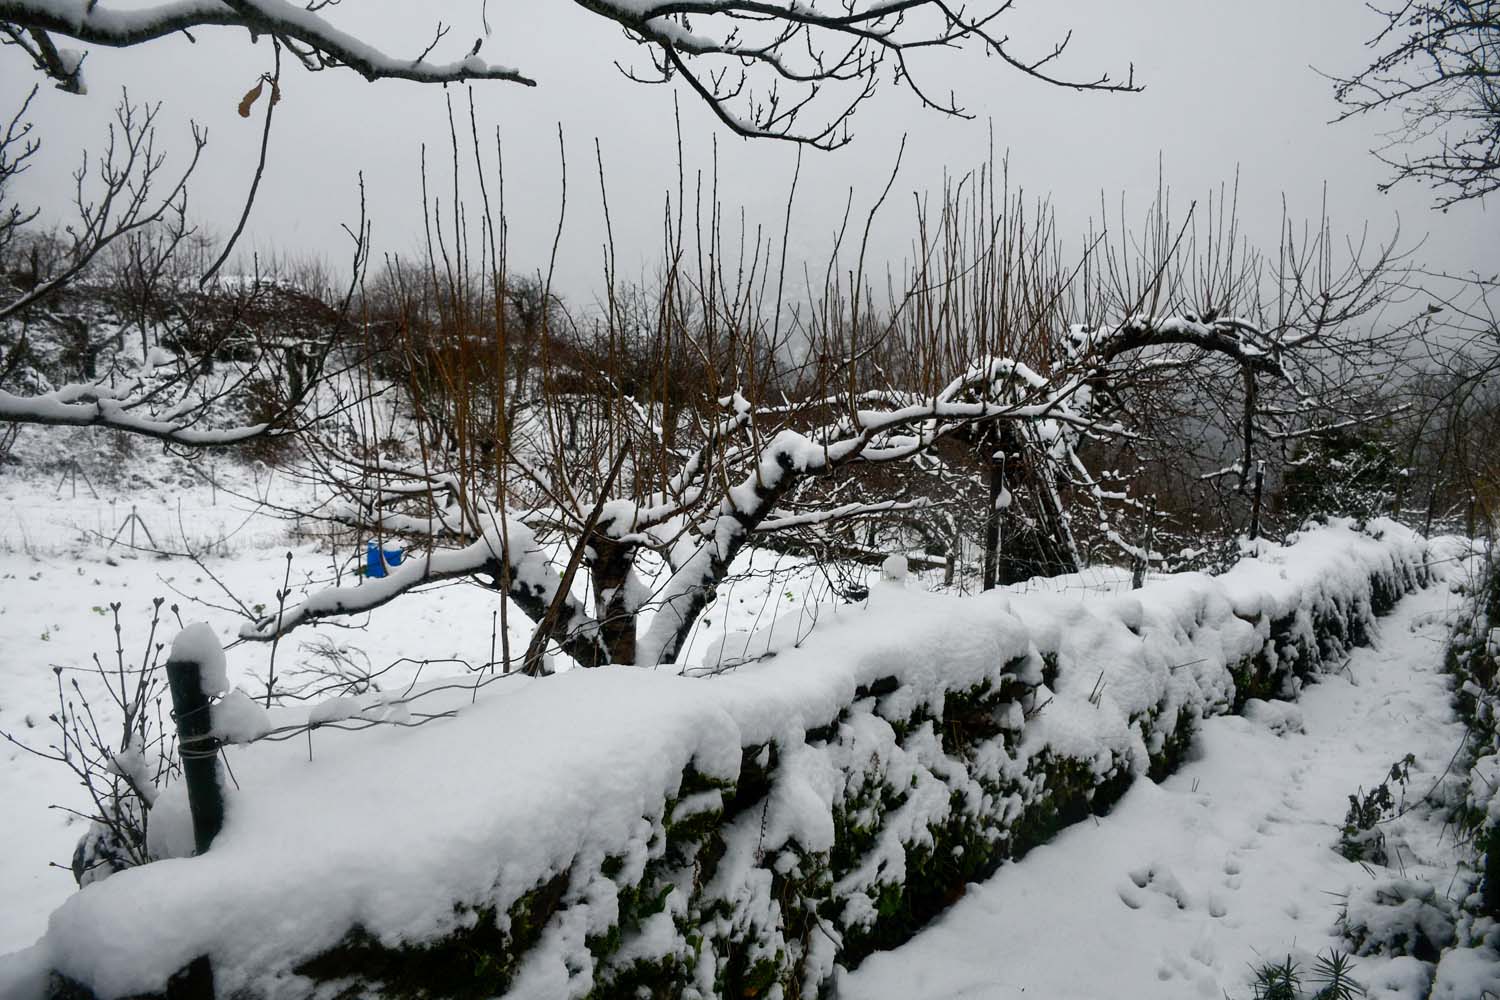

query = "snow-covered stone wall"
[3,519,1429,1000]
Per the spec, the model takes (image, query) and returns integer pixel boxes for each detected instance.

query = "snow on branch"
[0,375,271,445]
[584,0,1138,147]
[633,361,1114,664]
[4,1,1136,150]
[1077,315,1288,377]
[240,497,610,671]
[0,86,384,450]
[0,0,536,92]
[754,498,929,533]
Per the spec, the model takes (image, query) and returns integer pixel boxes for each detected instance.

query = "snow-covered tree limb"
[239,510,611,669]
[0,376,271,445]
[583,0,1137,147]
[754,498,928,533]
[1081,315,1288,377]
[2,1,1135,150]
[0,0,536,91]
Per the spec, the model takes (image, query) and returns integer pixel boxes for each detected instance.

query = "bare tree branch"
[1,1,1135,150]
[1329,1,1500,207]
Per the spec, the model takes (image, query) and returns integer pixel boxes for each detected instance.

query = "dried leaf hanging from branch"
[237,80,263,118]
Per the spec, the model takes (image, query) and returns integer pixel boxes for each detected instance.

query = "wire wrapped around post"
[165,641,225,998]
[166,652,225,855]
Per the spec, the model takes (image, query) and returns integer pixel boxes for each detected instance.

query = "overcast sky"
[4,1,1496,304]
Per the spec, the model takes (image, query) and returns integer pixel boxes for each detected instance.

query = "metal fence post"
[165,639,225,999]
[166,653,224,854]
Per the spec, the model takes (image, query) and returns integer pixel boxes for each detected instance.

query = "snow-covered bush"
[1420,544,1500,999]
[1279,428,1403,525]
[1338,753,1415,866]
[1242,698,1305,737]
[1340,878,1457,963]
[9,519,1429,1000]
[1445,548,1500,915]
[1297,540,1500,1000]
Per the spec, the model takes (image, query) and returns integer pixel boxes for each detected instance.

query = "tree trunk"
[982,425,1006,592]
[944,522,959,587]
[589,536,638,666]
[990,442,1079,586]
[1240,366,1258,484]
[1249,463,1265,541]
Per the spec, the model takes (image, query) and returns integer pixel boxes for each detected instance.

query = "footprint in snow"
[1157,952,1220,999]
[1408,610,1445,630]
[1118,864,1193,912]
[1222,855,1245,890]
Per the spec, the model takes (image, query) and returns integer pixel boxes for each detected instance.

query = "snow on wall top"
[1,518,1428,999]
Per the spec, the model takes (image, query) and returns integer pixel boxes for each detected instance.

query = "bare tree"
[236,121,1406,673]
[0,83,37,267]
[1394,271,1500,533]
[1332,1,1500,207]
[2,1,1136,148]
[0,89,374,449]
[0,90,203,324]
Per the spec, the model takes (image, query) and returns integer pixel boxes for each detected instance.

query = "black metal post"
[165,642,225,999]
[166,653,224,855]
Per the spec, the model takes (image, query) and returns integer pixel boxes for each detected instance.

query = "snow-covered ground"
[0,519,1433,999]
[3,454,1469,999]
[843,580,1471,1000]
[6,460,1120,956]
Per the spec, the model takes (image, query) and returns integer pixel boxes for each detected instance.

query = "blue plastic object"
[365,541,404,578]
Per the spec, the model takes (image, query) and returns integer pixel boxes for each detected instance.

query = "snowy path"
[843,582,1469,1000]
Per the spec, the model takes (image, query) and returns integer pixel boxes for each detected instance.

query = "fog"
[4,1,1495,302]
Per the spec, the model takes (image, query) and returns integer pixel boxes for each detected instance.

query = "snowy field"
[2,456,1482,999]
[0,462,530,952]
